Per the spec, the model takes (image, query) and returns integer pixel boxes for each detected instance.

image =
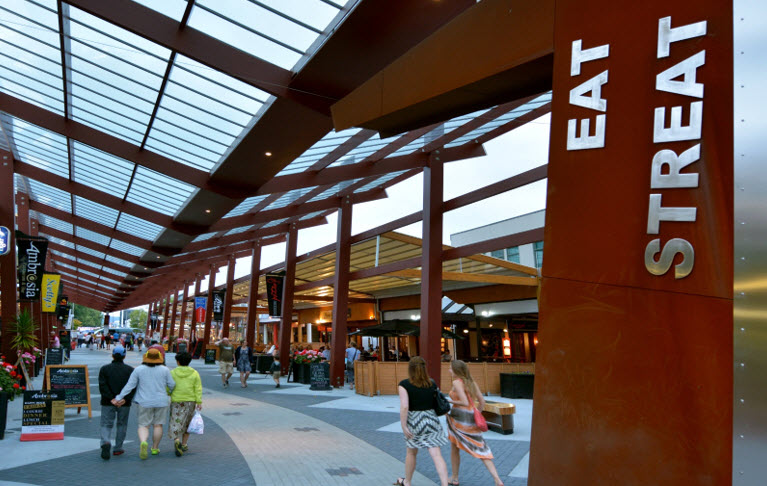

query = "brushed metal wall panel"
[733,1,767,484]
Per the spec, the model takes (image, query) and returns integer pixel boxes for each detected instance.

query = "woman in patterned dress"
[235,340,253,388]
[395,356,449,486]
[446,360,504,486]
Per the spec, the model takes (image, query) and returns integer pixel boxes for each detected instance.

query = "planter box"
[0,391,8,440]
[290,363,311,384]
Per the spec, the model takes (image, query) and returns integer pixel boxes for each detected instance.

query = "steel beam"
[420,156,443,381]
[203,265,216,347]
[169,287,179,338]
[178,281,189,341]
[330,196,353,388]
[222,255,236,339]
[245,242,262,348]
[0,151,17,359]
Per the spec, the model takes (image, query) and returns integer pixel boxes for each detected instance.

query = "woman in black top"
[395,356,449,486]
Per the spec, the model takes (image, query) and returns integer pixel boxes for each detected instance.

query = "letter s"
[644,238,694,279]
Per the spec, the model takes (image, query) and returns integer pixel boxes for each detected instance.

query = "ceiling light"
[265,152,272,157]
[463,329,469,334]
[489,324,493,327]
[205,209,211,213]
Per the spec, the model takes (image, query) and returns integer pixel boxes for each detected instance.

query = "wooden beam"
[386,269,539,286]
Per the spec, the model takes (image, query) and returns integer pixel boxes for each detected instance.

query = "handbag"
[187,411,204,435]
[433,385,451,416]
[468,395,488,432]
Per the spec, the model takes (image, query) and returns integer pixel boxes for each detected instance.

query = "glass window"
[506,246,520,264]
[490,249,505,260]
[534,241,544,268]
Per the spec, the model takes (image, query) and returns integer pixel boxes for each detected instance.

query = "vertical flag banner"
[265,274,284,317]
[212,290,225,321]
[194,296,207,323]
[41,274,61,313]
[16,234,49,302]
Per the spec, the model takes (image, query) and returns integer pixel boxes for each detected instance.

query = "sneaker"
[226,379,229,386]
[174,440,184,457]
[113,450,125,456]
[276,383,280,388]
[151,448,160,455]
[139,441,148,460]
[180,444,189,452]
[101,443,111,460]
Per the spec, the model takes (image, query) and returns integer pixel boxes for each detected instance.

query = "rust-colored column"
[420,156,443,382]
[169,287,179,338]
[203,265,216,347]
[278,224,298,374]
[161,291,171,339]
[178,281,189,340]
[0,151,17,359]
[245,242,261,348]
[192,274,202,340]
[222,255,236,339]
[529,3,733,485]
[146,301,154,333]
[330,198,353,388]
[16,193,35,345]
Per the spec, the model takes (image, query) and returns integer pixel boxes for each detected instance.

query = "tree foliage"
[73,304,103,328]
[128,308,148,330]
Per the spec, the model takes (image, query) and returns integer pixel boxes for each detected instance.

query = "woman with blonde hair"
[446,359,503,486]
[395,356,449,486]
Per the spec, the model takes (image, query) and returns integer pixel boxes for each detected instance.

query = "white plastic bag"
[187,411,204,435]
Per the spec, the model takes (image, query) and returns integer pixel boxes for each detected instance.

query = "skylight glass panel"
[109,239,145,257]
[72,141,135,197]
[40,233,74,249]
[191,232,219,243]
[223,226,252,237]
[0,0,64,114]
[25,179,72,212]
[307,182,344,203]
[100,265,127,277]
[75,227,111,247]
[261,217,288,229]
[76,245,106,259]
[36,213,73,235]
[353,171,407,193]
[276,128,360,176]
[130,0,188,21]
[105,255,134,267]
[125,166,195,216]
[77,258,102,270]
[263,187,317,210]
[224,195,268,217]
[115,213,164,241]
[66,5,171,144]
[299,211,324,221]
[8,118,69,177]
[74,196,120,227]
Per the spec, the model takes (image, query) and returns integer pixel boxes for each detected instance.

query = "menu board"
[204,349,217,365]
[309,362,331,391]
[46,348,64,366]
[45,365,92,418]
[20,390,65,441]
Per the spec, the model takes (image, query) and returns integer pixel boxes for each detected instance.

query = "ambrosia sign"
[16,235,48,302]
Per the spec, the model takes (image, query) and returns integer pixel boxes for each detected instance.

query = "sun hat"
[112,345,126,357]
[142,349,164,365]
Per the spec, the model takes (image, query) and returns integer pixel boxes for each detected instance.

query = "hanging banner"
[16,234,49,302]
[194,296,207,323]
[0,225,10,256]
[265,274,284,317]
[41,274,61,313]
[212,290,225,321]
[150,313,159,331]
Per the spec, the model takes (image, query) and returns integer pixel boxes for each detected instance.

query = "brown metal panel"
[203,265,216,346]
[330,199,352,388]
[169,287,179,338]
[420,158,443,381]
[530,1,733,485]
[178,283,189,340]
[331,0,554,135]
[0,151,17,358]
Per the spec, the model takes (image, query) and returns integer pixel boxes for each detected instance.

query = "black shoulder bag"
[433,384,451,416]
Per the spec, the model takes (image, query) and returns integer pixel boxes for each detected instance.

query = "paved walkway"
[0,348,531,486]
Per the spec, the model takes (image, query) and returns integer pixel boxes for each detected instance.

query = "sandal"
[393,479,407,486]
[449,481,460,486]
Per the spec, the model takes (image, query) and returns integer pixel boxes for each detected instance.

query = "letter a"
[569,71,609,112]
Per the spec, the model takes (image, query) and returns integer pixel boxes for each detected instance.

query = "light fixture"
[463,329,469,334]
[503,329,508,333]
[481,310,488,316]
[534,336,539,346]
[489,324,493,327]
[265,152,272,157]
[156,256,160,259]
[205,209,211,213]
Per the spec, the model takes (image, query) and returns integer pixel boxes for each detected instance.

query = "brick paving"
[0,349,530,486]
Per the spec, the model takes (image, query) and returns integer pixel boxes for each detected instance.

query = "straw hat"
[143,349,164,364]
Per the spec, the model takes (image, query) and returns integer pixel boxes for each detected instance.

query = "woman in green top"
[168,352,202,457]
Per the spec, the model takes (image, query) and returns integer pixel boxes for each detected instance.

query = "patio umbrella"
[402,326,465,340]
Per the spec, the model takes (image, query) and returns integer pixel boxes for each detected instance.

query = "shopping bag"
[187,411,204,435]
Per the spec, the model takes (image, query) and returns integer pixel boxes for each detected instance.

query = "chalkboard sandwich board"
[204,349,217,365]
[309,362,331,391]
[45,365,92,418]
[45,348,64,366]
[20,390,65,441]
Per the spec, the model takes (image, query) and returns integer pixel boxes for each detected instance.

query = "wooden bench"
[482,401,516,435]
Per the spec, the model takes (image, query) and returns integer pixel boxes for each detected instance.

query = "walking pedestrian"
[168,352,202,457]
[215,338,235,388]
[446,360,504,486]
[105,333,112,351]
[270,349,281,388]
[345,342,361,390]
[112,348,175,459]
[98,346,134,459]
[395,356,449,486]
[235,339,253,388]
